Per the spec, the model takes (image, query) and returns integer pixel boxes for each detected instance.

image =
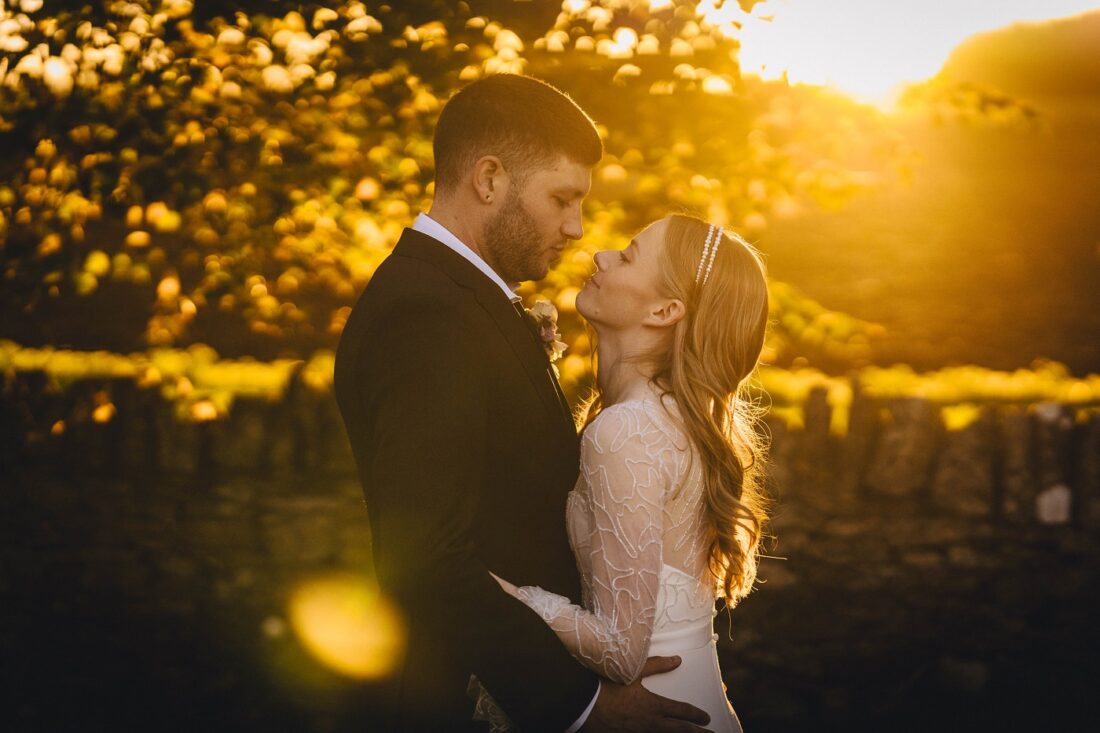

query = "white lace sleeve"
[514,404,664,685]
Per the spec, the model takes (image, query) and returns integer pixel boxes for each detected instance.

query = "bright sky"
[697,0,1100,107]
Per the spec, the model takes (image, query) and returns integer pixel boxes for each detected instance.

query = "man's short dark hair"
[432,74,603,194]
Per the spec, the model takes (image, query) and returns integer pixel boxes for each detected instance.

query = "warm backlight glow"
[288,573,406,679]
[706,0,1100,107]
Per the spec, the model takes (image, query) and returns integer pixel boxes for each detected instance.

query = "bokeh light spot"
[287,573,406,680]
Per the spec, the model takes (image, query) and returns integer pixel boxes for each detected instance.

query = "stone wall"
[3,370,1099,731]
[4,370,1098,526]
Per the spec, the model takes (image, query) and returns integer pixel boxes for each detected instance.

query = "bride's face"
[576,217,670,331]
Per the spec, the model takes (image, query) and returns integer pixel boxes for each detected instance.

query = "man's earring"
[486,194,492,202]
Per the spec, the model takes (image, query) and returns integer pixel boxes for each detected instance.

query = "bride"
[478,213,772,731]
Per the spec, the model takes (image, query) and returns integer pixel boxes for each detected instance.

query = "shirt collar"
[411,212,520,303]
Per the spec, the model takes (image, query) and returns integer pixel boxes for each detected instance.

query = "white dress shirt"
[410,212,601,732]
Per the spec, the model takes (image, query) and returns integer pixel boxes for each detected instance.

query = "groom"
[333,74,709,732]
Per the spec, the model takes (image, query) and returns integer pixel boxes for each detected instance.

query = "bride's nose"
[593,250,611,270]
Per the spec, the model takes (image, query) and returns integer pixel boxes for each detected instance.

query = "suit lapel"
[477,289,576,431]
[547,366,573,426]
[393,229,575,436]
[513,302,576,427]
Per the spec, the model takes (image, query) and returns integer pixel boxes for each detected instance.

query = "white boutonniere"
[525,299,568,370]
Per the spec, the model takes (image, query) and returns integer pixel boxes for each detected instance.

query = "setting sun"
[702,0,1100,107]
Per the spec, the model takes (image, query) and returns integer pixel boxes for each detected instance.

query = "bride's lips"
[587,273,601,289]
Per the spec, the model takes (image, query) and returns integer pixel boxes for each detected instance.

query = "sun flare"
[287,573,406,680]
[699,0,1100,107]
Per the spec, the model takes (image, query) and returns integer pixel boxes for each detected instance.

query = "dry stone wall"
[2,371,1098,731]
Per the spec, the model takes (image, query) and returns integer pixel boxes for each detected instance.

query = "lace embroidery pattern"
[472,394,719,726]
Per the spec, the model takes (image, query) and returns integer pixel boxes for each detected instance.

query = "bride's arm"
[493,406,665,685]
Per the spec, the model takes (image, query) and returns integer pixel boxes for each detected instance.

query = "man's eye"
[556,197,569,208]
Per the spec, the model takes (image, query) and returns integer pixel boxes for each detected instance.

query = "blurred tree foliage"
[0,0,921,395]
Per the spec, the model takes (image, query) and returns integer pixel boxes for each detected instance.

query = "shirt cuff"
[564,682,600,733]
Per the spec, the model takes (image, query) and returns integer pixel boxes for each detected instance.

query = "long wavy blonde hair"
[580,214,772,608]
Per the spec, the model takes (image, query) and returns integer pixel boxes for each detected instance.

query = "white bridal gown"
[472,390,743,732]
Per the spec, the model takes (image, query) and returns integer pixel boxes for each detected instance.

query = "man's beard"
[482,187,550,283]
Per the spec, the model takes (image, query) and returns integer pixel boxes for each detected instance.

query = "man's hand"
[580,656,712,733]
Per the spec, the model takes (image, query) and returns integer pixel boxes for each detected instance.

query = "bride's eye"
[619,251,629,263]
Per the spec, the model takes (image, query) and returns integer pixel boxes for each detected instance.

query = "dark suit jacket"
[333,227,599,731]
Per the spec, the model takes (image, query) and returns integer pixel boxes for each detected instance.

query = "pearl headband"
[694,224,723,287]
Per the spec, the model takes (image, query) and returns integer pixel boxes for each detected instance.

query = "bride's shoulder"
[582,394,688,453]
[580,401,644,450]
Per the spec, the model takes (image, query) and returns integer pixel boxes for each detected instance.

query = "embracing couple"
[333,74,770,732]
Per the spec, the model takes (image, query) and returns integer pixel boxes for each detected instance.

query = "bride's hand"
[488,571,519,596]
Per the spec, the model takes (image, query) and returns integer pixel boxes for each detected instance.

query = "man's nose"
[562,205,583,241]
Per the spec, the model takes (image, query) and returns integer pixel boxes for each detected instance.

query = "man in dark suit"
[333,74,710,732]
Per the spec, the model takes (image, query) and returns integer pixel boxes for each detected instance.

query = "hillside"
[939,9,1100,100]
[760,11,1100,376]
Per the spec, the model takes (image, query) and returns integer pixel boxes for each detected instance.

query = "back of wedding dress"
[472,392,742,732]
[568,395,717,639]
[564,394,742,732]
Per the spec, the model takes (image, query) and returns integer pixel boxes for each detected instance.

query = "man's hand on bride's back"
[580,656,712,732]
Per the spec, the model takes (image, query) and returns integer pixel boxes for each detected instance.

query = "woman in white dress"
[479,214,772,731]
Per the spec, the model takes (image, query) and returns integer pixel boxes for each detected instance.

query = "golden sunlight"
[707,0,1100,107]
[287,573,406,680]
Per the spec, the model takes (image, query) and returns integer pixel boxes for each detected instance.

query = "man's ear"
[644,298,686,328]
[472,155,506,204]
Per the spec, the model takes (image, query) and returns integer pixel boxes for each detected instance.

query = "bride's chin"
[577,304,604,333]
[575,290,593,319]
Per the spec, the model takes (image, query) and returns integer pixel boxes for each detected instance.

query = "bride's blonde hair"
[581,214,772,607]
